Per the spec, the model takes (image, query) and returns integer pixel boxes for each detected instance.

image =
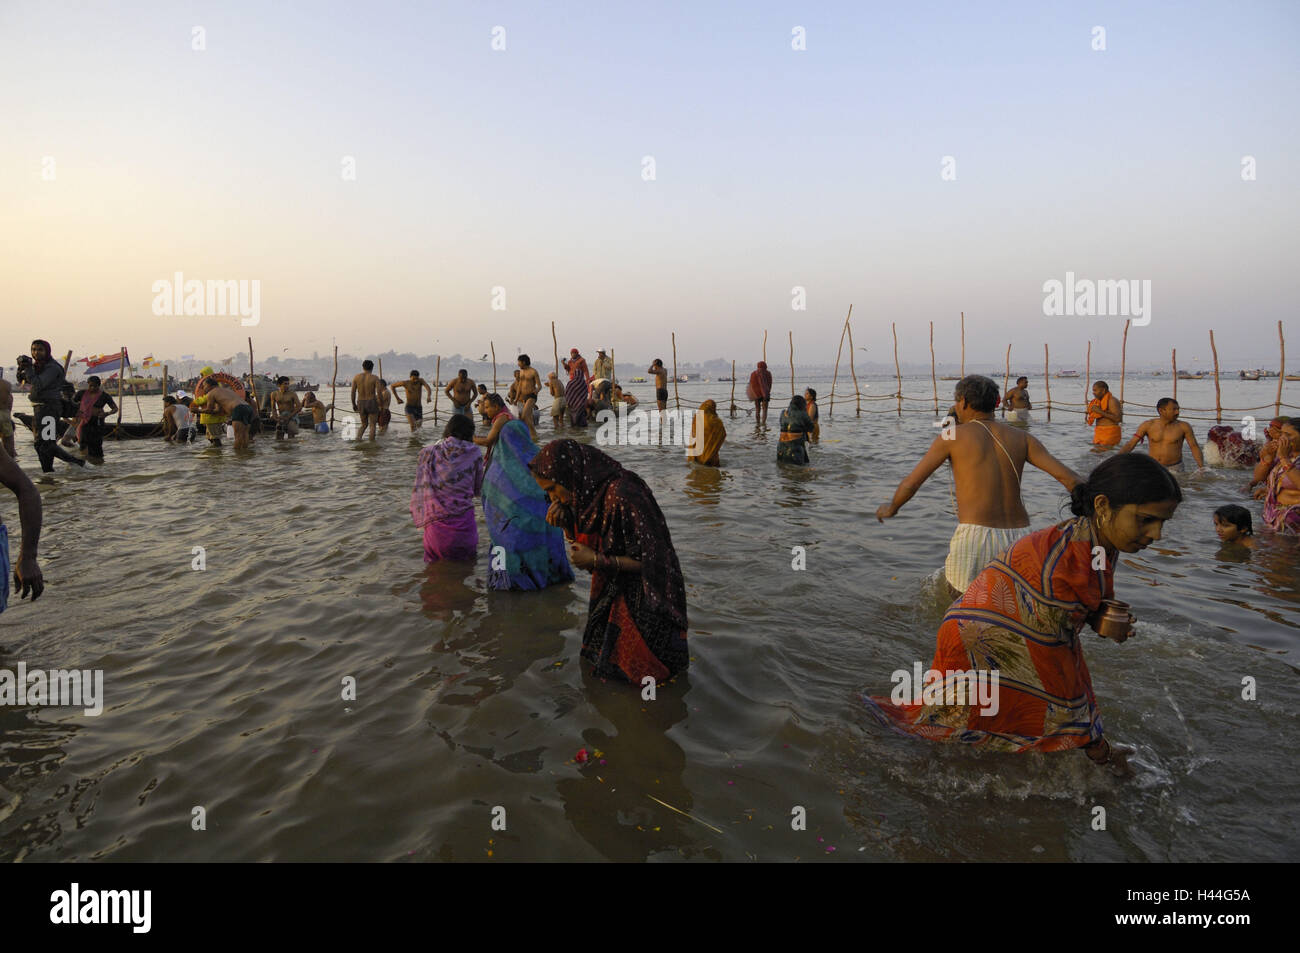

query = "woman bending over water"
[863,454,1182,774]
[530,440,689,684]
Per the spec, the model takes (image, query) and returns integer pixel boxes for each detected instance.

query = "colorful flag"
[142,356,161,368]
[83,349,130,378]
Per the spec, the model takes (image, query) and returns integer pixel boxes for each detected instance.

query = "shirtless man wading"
[302,393,334,433]
[1118,398,1204,470]
[445,370,477,419]
[195,385,256,450]
[394,371,433,431]
[350,360,381,441]
[648,359,669,412]
[269,377,303,439]
[515,354,541,441]
[876,375,1082,595]
[1003,376,1032,423]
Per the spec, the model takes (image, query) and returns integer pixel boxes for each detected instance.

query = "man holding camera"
[16,340,85,472]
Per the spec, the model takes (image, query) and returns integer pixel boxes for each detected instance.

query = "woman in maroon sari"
[530,440,689,684]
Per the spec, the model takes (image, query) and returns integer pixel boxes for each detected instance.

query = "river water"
[1,375,1296,861]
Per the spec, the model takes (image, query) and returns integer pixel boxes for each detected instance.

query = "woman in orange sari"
[687,399,726,466]
[863,454,1182,772]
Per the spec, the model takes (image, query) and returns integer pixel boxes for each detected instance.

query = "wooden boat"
[15,410,313,440]
[1240,369,1261,380]
[1176,370,1205,380]
[1286,374,1300,382]
[1055,369,1080,378]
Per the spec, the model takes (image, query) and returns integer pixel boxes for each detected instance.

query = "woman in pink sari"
[410,415,485,561]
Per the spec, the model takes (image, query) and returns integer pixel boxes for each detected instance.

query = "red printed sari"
[864,516,1113,752]
[531,440,689,684]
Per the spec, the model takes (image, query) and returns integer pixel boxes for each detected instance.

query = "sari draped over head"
[563,352,589,426]
[778,397,813,464]
[482,421,574,590]
[864,516,1113,752]
[1206,425,1260,468]
[530,440,688,683]
[746,362,772,401]
[411,436,484,528]
[688,399,726,467]
[1263,454,1300,534]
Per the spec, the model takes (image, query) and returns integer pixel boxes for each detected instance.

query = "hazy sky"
[3,1,1297,372]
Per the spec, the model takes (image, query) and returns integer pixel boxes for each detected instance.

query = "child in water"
[1213,504,1254,546]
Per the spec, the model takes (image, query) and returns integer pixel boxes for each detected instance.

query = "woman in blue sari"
[482,420,575,590]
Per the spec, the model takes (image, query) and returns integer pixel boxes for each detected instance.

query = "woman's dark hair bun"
[1069,480,1092,517]
[1067,454,1182,519]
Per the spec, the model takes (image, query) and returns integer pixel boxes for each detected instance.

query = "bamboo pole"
[671,332,680,410]
[610,347,616,388]
[1172,348,1177,400]
[116,346,125,430]
[433,355,441,422]
[1277,320,1286,418]
[891,322,902,418]
[1002,343,1011,416]
[1210,330,1222,423]
[248,336,256,413]
[762,330,767,365]
[960,311,965,377]
[1043,344,1051,422]
[551,321,559,378]
[490,342,497,391]
[929,321,937,415]
[1120,320,1130,407]
[1085,341,1091,408]
[729,359,736,417]
[162,364,168,400]
[789,331,795,397]
[128,356,144,424]
[330,346,338,430]
[846,319,861,416]
[829,304,852,416]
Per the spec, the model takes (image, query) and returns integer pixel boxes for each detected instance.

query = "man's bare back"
[201,386,244,416]
[949,420,1037,526]
[878,415,1080,527]
[352,372,379,401]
